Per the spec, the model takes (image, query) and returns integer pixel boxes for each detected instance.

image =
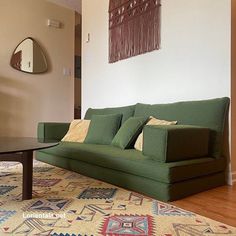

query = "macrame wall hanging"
[109,0,161,63]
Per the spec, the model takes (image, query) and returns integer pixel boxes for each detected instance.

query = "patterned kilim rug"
[0,160,235,236]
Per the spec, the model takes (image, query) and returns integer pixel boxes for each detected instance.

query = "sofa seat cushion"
[39,142,226,184]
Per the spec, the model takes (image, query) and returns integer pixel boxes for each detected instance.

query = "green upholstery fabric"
[37,97,229,201]
[36,152,226,201]
[84,105,135,124]
[143,125,209,162]
[84,114,122,145]
[37,122,70,141]
[112,117,148,149]
[134,97,230,158]
[38,142,226,184]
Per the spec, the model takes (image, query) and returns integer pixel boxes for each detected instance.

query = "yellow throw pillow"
[61,119,91,143]
[134,116,177,151]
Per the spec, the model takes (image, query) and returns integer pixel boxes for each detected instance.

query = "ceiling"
[47,0,82,13]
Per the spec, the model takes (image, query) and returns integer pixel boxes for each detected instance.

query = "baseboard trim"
[232,172,236,184]
[227,170,236,185]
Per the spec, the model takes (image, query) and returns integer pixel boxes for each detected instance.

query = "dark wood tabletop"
[0,137,58,154]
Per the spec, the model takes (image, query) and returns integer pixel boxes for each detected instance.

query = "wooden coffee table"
[0,137,58,200]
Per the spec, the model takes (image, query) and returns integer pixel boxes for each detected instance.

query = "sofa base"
[36,152,226,202]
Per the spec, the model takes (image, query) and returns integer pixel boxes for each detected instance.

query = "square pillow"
[111,117,148,149]
[134,116,177,151]
[61,119,91,143]
[84,114,122,145]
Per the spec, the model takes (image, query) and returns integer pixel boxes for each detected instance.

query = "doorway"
[74,12,81,119]
[232,0,236,184]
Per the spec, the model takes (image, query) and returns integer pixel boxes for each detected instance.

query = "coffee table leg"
[22,151,33,200]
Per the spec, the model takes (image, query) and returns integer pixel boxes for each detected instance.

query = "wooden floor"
[172,185,236,227]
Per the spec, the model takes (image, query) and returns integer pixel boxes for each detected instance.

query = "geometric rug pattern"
[33,178,61,187]
[152,201,195,216]
[23,198,72,212]
[0,160,235,236]
[0,185,17,196]
[78,188,117,199]
[100,214,155,235]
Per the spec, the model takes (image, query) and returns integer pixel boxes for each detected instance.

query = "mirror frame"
[10,37,48,74]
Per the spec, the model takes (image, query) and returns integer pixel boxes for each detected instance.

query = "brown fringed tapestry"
[109,0,161,63]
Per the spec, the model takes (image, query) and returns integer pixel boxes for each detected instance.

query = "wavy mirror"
[10,37,48,74]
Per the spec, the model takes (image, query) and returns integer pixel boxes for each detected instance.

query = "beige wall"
[231,0,236,180]
[0,0,74,137]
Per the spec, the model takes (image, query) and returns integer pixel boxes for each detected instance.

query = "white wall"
[82,0,231,116]
[0,0,75,137]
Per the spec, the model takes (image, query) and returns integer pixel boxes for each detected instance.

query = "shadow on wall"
[37,38,52,73]
[223,112,231,184]
[0,76,39,137]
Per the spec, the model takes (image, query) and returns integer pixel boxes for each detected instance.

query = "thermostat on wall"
[47,19,61,28]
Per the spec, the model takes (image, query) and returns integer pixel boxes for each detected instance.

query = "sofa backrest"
[84,105,136,125]
[134,97,230,158]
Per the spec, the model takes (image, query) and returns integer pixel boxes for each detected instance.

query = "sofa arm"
[143,125,209,162]
[37,122,70,141]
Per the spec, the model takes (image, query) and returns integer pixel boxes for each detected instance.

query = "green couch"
[36,97,229,202]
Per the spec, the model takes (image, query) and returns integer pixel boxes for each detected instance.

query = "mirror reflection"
[10,37,48,74]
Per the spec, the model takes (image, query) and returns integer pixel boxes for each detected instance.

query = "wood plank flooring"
[172,185,236,227]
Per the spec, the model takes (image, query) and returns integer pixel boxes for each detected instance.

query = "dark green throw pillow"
[84,114,122,145]
[111,117,148,149]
